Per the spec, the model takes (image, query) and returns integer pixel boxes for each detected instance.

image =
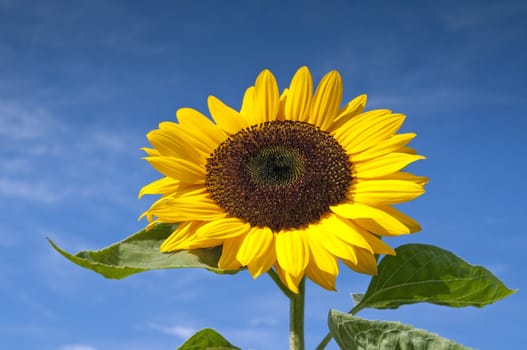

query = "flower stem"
[289,278,305,350]
[315,333,332,350]
[267,270,305,350]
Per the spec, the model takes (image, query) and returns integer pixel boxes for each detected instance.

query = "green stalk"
[268,270,305,350]
[289,278,305,350]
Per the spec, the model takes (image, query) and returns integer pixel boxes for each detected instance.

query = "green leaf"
[48,223,238,279]
[328,310,472,350]
[177,328,240,350]
[355,244,515,311]
[351,293,364,306]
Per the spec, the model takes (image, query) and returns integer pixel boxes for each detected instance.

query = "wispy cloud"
[147,321,283,349]
[249,316,279,327]
[439,1,527,31]
[0,158,31,172]
[223,328,284,350]
[0,177,61,203]
[60,345,98,350]
[31,226,106,296]
[0,100,62,140]
[0,96,143,207]
[147,322,196,339]
[89,131,128,153]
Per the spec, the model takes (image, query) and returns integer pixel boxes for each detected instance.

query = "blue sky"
[1,0,526,349]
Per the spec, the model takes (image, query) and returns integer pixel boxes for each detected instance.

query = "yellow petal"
[333,109,390,140]
[341,246,378,275]
[160,222,199,252]
[310,221,358,264]
[353,218,406,237]
[350,133,416,162]
[335,111,405,154]
[150,193,226,222]
[331,202,411,235]
[275,229,309,278]
[353,153,426,178]
[307,232,339,275]
[146,129,181,157]
[327,94,368,132]
[276,88,288,121]
[176,107,227,147]
[284,66,313,122]
[399,146,417,154]
[207,95,248,134]
[318,215,373,253]
[194,217,251,241]
[253,69,279,123]
[218,235,245,270]
[345,221,396,255]
[138,177,179,198]
[183,236,223,249]
[240,86,255,121]
[144,156,205,184]
[236,226,274,267]
[377,205,422,233]
[146,128,204,161]
[337,94,368,119]
[143,187,203,221]
[310,70,342,130]
[304,234,338,291]
[273,264,302,294]
[140,194,171,222]
[351,180,425,205]
[141,147,160,156]
[371,172,429,185]
[247,244,276,278]
[305,261,337,291]
[144,219,159,230]
[159,120,217,157]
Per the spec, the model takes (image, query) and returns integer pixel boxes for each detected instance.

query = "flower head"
[140,67,427,293]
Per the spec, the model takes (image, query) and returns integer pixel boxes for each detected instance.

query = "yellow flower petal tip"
[139,67,427,293]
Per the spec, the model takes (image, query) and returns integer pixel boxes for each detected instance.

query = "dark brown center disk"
[205,120,352,232]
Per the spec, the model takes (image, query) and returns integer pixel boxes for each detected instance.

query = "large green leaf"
[48,223,238,279]
[177,328,240,350]
[328,310,471,350]
[355,244,515,311]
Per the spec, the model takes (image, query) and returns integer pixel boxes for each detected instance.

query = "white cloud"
[60,345,98,350]
[249,316,279,327]
[77,129,139,155]
[0,177,61,203]
[0,99,140,206]
[0,100,62,140]
[368,88,527,118]
[439,1,527,31]
[223,328,284,350]
[90,131,128,152]
[147,322,196,339]
[0,98,133,156]
[0,158,31,172]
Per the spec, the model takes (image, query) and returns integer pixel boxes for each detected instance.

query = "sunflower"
[139,67,427,293]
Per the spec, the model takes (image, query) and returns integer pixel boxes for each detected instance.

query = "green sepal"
[355,244,515,311]
[48,223,238,279]
[328,310,472,350]
[177,328,240,350]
